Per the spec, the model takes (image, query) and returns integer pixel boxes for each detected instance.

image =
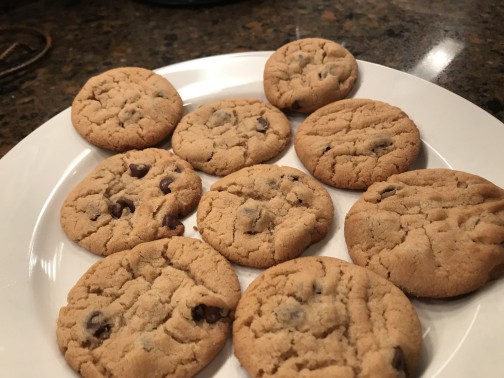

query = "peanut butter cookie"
[60,148,202,256]
[197,164,334,268]
[233,256,423,378]
[345,169,504,298]
[295,98,421,190]
[172,98,291,176]
[71,67,183,151]
[56,237,241,378]
[263,38,358,113]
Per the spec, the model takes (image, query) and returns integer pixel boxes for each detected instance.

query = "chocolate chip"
[174,166,182,173]
[291,100,301,110]
[275,304,305,326]
[209,109,233,126]
[323,146,331,153]
[162,214,182,230]
[109,199,135,218]
[318,70,330,80]
[379,187,396,200]
[242,206,258,218]
[89,287,103,295]
[256,116,269,132]
[86,311,111,340]
[192,304,223,324]
[296,52,309,67]
[160,177,174,194]
[129,163,150,178]
[392,346,407,373]
[109,203,122,218]
[122,199,135,212]
[156,90,168,98]
[312,282,322,294]
[289,175,300,182]
[204,307,223,323]
[192,304,204,321]
[372,139,393,155]
[265,179,278,188]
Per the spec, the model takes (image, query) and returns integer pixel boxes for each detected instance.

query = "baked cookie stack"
[55,37,504,378]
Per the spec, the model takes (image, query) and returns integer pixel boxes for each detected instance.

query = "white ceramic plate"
[1,52,503,378]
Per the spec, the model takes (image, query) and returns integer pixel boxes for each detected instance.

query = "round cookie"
[172,98,291,176]
[295,98,421,190]
[263,37,358,113]
[345,168,504,298]
[197,164,334,268]
[71,67,183,151]
[233,256,423,378]
[56,237,241,378]
[60,148,202,256]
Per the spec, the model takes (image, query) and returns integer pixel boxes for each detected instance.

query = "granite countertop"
[1,0,503,158]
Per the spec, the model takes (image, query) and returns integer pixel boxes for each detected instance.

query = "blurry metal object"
[0,26,52,79]
[139,0,237,5]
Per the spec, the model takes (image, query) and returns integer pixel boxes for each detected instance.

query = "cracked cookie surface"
[233,256,422,378]
[295,98,421,190]
[172,98,291,176]
[60,148,202,256]
[345,169,504,298]
[56,237,241,378]
[263,38,358,113]
[71,67,183,151]
[196,164,334,268]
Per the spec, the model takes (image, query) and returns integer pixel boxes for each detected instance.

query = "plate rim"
[0,51,503,377]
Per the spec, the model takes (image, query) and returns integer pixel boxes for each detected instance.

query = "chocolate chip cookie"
[295,98,421,190]
[196,164,334,268]
[56,237,241,378]
[233,256,423,378]
[263,38,358,113]
[345,168,504,298]
[71,67,183,151]
[60,148,202,256]
[172,98,291,176]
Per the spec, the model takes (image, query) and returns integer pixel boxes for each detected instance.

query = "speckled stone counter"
[1,0,503,158]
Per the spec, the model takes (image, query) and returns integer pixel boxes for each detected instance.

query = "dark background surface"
[1,0,503,158]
